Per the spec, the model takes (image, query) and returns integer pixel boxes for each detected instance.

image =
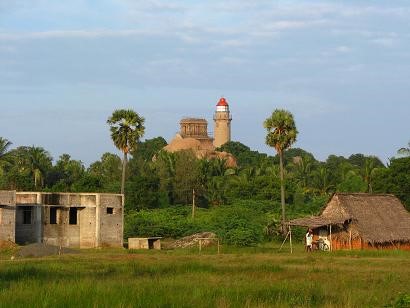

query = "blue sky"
[1,0,409,165]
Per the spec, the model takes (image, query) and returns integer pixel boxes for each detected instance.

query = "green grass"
[0,244,409,307]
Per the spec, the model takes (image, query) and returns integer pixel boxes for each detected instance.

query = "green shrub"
[394,293,410,308]
[125,206,202,238]
[124,201,270,246]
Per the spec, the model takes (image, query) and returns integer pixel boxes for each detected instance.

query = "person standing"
[305,229,313,252]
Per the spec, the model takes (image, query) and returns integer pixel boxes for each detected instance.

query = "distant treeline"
[1,136,409,211]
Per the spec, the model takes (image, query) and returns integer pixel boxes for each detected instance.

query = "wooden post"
[289,225,293,254]
[217,239,220,255]
[349,230,352,250]
[329,224,332,252]
[279,229,290,251]
[198,239,202,252]
[192,189,195,219]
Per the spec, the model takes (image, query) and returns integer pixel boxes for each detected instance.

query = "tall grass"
[0,246,409,307]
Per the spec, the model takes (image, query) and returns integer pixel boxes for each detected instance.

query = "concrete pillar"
[95,194,101,248]
[35,193,42,243]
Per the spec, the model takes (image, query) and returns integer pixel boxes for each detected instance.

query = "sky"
[0,0,409,165]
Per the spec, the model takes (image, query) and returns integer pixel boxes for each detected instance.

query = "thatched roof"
[288,216,348,229]
[289,193,410,244]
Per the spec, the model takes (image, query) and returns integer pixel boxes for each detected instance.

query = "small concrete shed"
[128,237,162,250]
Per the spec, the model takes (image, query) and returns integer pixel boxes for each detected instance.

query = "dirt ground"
[16,243,78,258]
[0,240,18,250]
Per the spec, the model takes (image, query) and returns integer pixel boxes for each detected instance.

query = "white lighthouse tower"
[213,97,232,148]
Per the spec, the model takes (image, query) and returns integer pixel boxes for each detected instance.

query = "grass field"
[0,244,409,307]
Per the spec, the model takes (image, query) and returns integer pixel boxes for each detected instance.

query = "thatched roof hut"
[289,193,410,250]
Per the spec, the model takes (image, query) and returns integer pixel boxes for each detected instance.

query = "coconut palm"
[27,146,52,189]
[0,137,12,158]
[264,109,298,229]
[0,137,12,174]
[107,109,145,194]
[397,141,410,157]
[291,155,314,188]
[312,165,334,195]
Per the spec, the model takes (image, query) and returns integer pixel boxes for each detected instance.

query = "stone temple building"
[179,118,214,151]
[163,97,236,167]
[0,190,123,248]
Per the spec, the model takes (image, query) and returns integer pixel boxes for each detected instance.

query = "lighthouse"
[213,97,232,148]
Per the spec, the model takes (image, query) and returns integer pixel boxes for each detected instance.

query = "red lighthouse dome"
[216,97,229,112]
[216,97,229,107]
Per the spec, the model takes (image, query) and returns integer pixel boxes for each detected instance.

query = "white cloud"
[219,57,247,65]
[119,0,186,12]
[0,29,158,40]
[335,46,352,53]
[370,37,397,48]
[0,45,16,52]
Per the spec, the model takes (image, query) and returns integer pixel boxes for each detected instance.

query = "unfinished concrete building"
[0,191,124,248]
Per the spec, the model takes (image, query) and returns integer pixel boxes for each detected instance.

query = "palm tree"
[107,109,145,194]
[27,146,52,189]
[360,158,384,193]
[291,155,314,188]
[398,141,410,157]
[0,138,12,176]
[0,137,12,157]
[312,165,334,195]
[264,109,298,229]
[155,150,177,204]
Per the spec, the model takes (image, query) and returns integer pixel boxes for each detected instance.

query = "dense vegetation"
[1,134,409,245]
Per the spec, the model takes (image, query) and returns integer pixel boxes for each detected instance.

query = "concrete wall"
[15,205,42,244]
[10,192,124,248]
[0,191,16,242]
[99,194,123,247]
[79,207,97,248]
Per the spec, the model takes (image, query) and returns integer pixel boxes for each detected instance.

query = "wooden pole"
[289,226,293,254]
[279,229,290,251]
[349,230,352,250]
[217,239,220,255]
[198,239,202,252]
[329,224,332,252]
[192,189,195,219]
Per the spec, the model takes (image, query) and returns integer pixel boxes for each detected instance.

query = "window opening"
[69,207,78,225]
[50,207,57,224]
[23,207,32,224]
[106,207,114,214]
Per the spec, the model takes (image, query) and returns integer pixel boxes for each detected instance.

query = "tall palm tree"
[398,141,410,157]
[0,137,12,158]
[264,109,298,230]
[27,146,52,189]
[361,158,383,193]
[107,109,145,194]
[0,137,12,178]
[291,155,314,188]
[312,165,334,195]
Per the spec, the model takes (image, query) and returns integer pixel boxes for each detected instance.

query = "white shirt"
[306,232,313,246]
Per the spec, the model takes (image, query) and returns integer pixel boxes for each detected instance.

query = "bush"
[124,201,270,246]
[393,293,410,308]
[125,206,202,239]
